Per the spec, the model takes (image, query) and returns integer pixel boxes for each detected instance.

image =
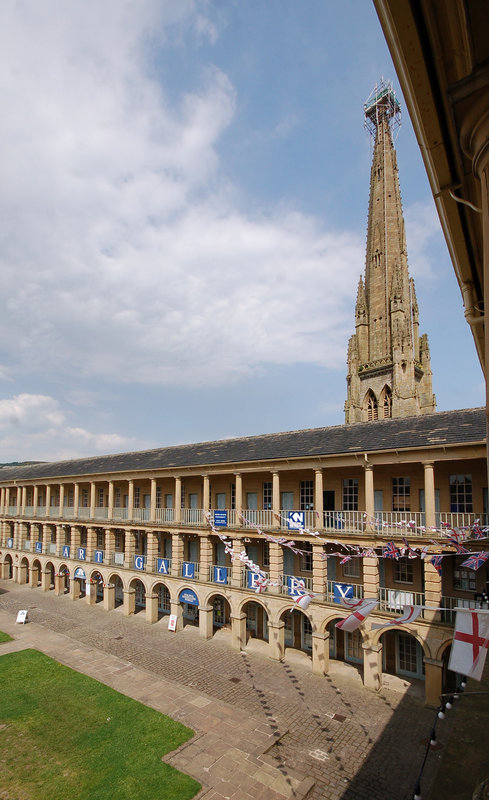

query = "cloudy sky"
[0,0,484,462]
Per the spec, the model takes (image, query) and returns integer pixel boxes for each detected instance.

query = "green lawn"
[0,630,13,643]
[0,649,201,800]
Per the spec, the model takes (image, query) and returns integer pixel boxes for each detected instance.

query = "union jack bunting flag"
[401,537,417,558]
[447,535,469,554]
[430,555,443,575]
[382,541,399,559]
[460,552,489,571]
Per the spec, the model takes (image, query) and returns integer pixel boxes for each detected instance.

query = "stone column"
[123,587,136,616]
[235,473,242,526]
[56,524,66,554]
[231,537,243,587]
[124,530,135,568]
[45,485,51,517]
[362,641,383,691]
[108,481,114,520]
[364,464,374,527]
[363,556,380,599]
[146,531,158,572]
[199,535,213,582]
[86,526,97,561]
[103,583,115,611]
[312,542,327,599]
[128,480,134,522]
[90,482,96,520]
[199,604,214,639]
[85,580,97,606]
[41,567,51,592]
[0,487,4,514]
[423,461,436,529]
[272,471,280,527]
[202,475,210,515]
[69,577,81,601]
[105,528,115,561]
[28,563,39,588]
[268,541,283,595]
[43,524,51,554]
[74,483,79,517]
[424,658,444,708]
[145,593,158,624]
[21,486,27,516]
[174,477,182,523]
[170,532,184,577]
[150,479,157,523]
[170,600,183,631]
[231,612,247,651]
[312,631,330,676]
[268,620,285,662]
[424,560,442,621]
[59,485,65,518]
[314,469,323,524]
[71,525,81,553]
[33,486,39,517]
[54,573,65,596]
[16,486,22,515]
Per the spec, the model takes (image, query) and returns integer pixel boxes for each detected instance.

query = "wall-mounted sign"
[35,541,42,553]
[213,510,228,527]
[134,555,145,571]
[178,588,199,606]
[212,566,228,584]
[182,562,195,579]
[156,558,170,574]
[333,583,354,604]
[168,614,177,631]
[287,511,305,530]
[77,547,86,561]
[73,567,86,580]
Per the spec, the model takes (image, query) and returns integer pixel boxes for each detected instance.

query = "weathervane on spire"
[364,77,401,141]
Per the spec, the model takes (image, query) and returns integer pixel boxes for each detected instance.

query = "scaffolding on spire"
[364,78,401,140]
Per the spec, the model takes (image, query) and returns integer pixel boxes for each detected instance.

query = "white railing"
[112,508,128,521]
[379,587,425,613]
[94,507,108,520]
[24,506,34,517]
[23,540,32,551]
[155,508,174,524]
[132,508,150,522]
[240,510,276,529]
[241,569,269,588]
[77,507,91,520]
[322,510,366,532]
[48,543,57,554]
[181,508,204,526]
[325,580,364,602]
[281,573,313,594]
[440,595,489,624]
[438,512,488,530]
[63,507,75,518]
[112,552,125,565]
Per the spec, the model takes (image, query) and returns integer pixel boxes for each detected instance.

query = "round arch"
[108,573,124,607]
[88,570,105,603]
[279,606,312,658]
[129,576,147,613]
[326,616,367,670]
[31,558,42,588]
[19,556,30,585]
[152,580,171,619]
[379,628,428,682]
[178,585,201,627]
[3,553,13,579]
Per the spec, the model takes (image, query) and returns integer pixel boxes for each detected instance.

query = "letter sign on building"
[213,566,228,584]
[134,555,145,571]
[94,549,104,563]
[62,545,70,558]
[287,511,305,530]
[157,558,169,574]
[333,583,354,604]
[35,541,42,553]
[182,561,195,579]
[77,547,86,561]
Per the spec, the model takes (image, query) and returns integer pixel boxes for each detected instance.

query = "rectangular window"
[392,477,411,512]
[96,530,104,548]
[115,532,123,550]
[343,559,361,578]
[81,489,89,508]
[114,487,121,508]
[230,483,236,510]
[216,492,226,509]
[453,557,476,591]
[342,479,358,511]
[394,557,414,584]
[165,493,173,509]
[134,487,140,508]
[156,487,161,508]
[450,474,473,513]
[67,489,74,507]
[300,541,313,572]
[97,487,104,507]
[263,541,270,569]
[300,480,314,511]
[181,483,185,509]
[263,482,272,510]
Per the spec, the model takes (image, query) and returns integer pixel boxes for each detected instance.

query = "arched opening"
[364,390,378,421]
[327,617,363,677]
[380,629,425,682]
[130,578,146,614]
[282,608,311,657]
[31,559,42,587]
[19,557,30,585]
[178,586,199,626]
[45,561,55,590]
[4,554,13,579]
[440,641,458,694]
[58,564,70,594]
[380,385,392,418]
[211,594,231,632]
[244,600,269,643]
[111,574,124,607]
[155,582,171,619]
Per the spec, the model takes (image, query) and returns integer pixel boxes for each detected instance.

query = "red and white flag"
[336,599,377,632]
[371,605,422,629]
[449,609,489,681]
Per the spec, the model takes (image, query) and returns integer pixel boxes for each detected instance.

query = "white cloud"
[0,1,363,396]
[404,200,443,281]
[0,393,134,462]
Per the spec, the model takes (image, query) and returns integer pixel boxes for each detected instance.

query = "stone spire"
[345,81,436,423]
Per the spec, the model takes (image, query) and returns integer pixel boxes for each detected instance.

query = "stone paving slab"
[0,581,454,799]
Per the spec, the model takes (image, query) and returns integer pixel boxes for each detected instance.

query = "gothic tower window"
[365,390,378,421]
[380,386,392,418]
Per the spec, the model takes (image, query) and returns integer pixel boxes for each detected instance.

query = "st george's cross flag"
[336,599,378,632]
[449,609,489,681]
[371,605,422,629]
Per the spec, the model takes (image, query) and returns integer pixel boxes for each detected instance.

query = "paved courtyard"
[0,581,453,799]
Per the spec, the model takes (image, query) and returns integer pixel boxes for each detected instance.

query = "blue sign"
[62,545,71,558]
[134,555,145,571]
[156,558,170,574]
[182,561,195,579]
[213,510,228,528]
[287,511,305,530]
[73,567,86,579]
[179,588,199,606]
[35,541,43,553]
[287,575,305,596]
[333,583,354,604]
[247,570,261,590]
[94,549,104,563]
[77,547,86,561]
[6,537,13,548]
[212,566,228,584]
